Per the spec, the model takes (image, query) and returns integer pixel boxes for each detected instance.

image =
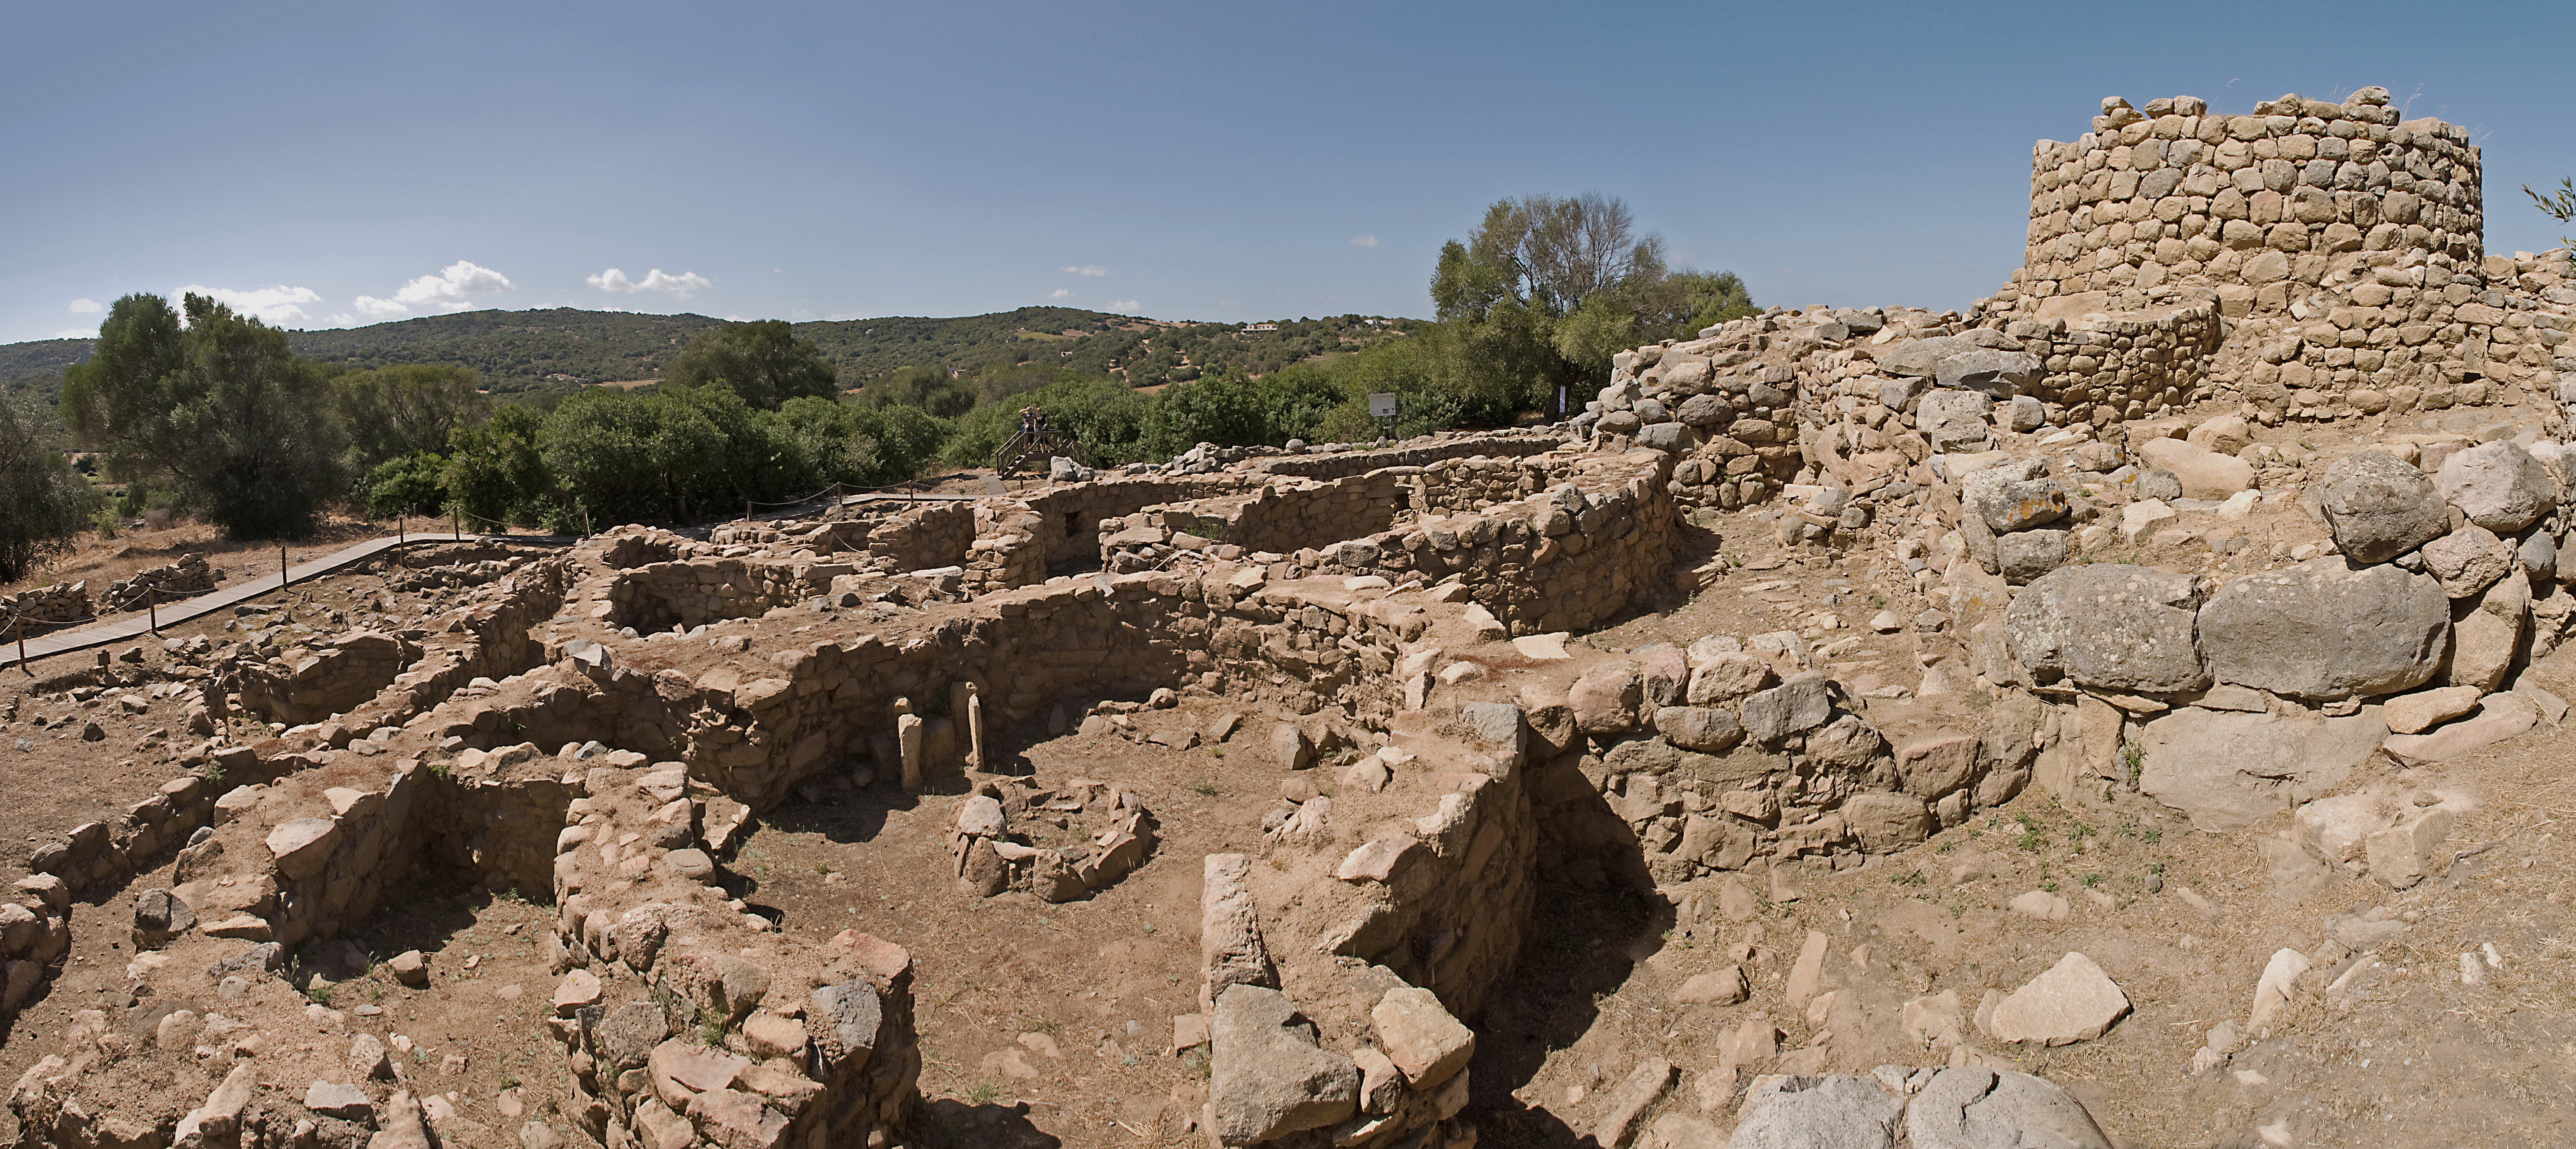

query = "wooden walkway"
[8,530,573,671]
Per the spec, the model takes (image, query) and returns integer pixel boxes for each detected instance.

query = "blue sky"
[6,1,2572,345]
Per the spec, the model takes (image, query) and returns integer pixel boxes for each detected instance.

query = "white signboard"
[1368,393,1398,418]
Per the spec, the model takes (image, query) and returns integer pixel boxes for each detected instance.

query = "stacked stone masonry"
[33,88,2576,1144]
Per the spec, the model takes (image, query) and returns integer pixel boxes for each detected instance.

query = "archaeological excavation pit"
[7,85,2576,1149]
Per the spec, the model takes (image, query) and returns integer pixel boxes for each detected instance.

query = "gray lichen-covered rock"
[1739,675,1834,743]
[2197,559,2448,698]
[2003,565,2207,694]
[1877,336,1968,379]
[132,888,196,950]
[1210,985,1358,1145]
[1728,1068,2113,1149]
[1655,706,1744,753]
[1917,391,1994,436]
[1729,1073,1905,1149]
[1907,1067,2114,1149]
[1937,348,2043,395]
[2436,440,2558,534]
[1676,393,1732,428]
[1995,529,2069,585]
[2312,449,2448,563]
[1962,459,2066,533]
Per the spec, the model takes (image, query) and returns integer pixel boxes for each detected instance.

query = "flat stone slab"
[1987,952,2130,1046]
[2383,692,2539,763]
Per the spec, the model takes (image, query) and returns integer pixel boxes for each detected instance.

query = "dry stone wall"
[1,582,89,628]
[102,554,217,611]
[2003,89,2481,319]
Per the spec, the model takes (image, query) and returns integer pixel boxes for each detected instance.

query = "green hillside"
[3,306,1421,401]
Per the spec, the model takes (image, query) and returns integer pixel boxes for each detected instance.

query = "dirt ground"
[0,561,521,876]
[736,705,1406,1149]
[9,404,2576,1148]
[0,850,579,1147]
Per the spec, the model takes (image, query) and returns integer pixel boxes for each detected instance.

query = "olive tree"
[61,293,346,538]
[0,389,97,581]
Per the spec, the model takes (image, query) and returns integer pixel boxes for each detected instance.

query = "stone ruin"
[4,86,2574,1149]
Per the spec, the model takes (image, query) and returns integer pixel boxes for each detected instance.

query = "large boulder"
[2134,437,2254,500]
[1729,1069,2113,1149]
[1877,336,1969,379]
[2436,441,2557,533]
[1961,459,2066,533]
[1675,393,1732,428]
[2003,565,2208,694]
[1209,985,1359,1144]
[2137,707,2387,830]
[1907,1067,2115,1149]
[1569,662,1643,733]
[2197,559,2448,699]
[2312,450,2447,563]
[1729,1075,1904,1149]
[1916,391,1993,436]
[1937,348,2043,395]
[2419,525,2517,600]
[1739,675,1834,743]
[1996,529,2070,585]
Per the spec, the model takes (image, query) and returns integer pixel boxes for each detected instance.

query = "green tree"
[540,388,712,524]
[357,451,449,519]
[940,375,1151,468]
[0,390,98,582]
[1143,371,1272,457]
[664,320,841,409]
[857,364,978,418]
[61,293,346,538]
[444,404,552,527]
[1428,194,1756,420]
[334,363,488,470]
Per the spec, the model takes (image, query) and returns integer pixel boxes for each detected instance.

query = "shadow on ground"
[1466,875,1674,1148]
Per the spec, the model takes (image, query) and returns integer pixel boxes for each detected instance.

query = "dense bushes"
[0,390,98,581]
[27,198,1751,547]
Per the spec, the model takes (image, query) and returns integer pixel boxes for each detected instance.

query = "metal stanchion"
[148,587,157,634]
[279,545,289,590]
[13,616,25,676]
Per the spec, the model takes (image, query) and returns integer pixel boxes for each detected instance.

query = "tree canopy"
[62,293,346,538]
[0,389,96,581]
[663,320,841,409]
[1430,193,1758,420]
[334,362,488,469]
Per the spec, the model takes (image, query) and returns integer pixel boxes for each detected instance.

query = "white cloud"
[177,284,324,326]
[1062,265,1107,277]
[354,259,515,318]
[56,328,93,339]
[68,298,100,314]
[1048,288,1071,299]
[1108,299,1139,312]
[588,267,714,299]
[1349,235,1379,249]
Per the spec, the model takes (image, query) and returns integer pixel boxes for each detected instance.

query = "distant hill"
[3,305,1421,401]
